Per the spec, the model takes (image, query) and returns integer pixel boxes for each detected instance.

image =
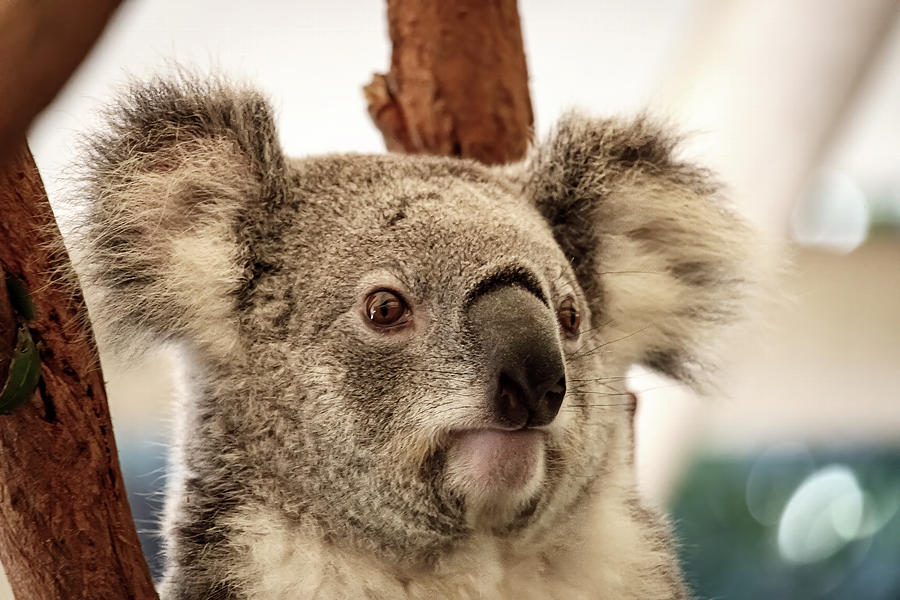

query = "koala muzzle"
[467,286,566,428]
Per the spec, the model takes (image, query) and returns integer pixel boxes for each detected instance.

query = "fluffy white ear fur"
[517,111,757,385]
[74,138,251,359]
[592,178,756,384]
[69,77,286,360]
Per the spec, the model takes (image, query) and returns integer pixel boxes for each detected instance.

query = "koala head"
[73,77,752,571]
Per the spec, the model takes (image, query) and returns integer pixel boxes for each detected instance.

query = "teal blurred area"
[671,448,900,600]
[120,439,168,582]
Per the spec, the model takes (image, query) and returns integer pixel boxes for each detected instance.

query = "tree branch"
[0,144,158,599]
[0,0,121,163]
[365,0,533,165]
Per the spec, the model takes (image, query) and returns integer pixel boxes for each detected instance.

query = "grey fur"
[70,75,755,599]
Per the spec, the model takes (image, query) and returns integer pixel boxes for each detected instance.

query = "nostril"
[495,373,529,428]
[548,377,566,399]
[541,376,566,419]
[551,376,566,396]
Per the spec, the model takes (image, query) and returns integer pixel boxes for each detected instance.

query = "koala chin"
[71,76,755,600]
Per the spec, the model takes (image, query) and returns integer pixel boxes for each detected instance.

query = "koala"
[71,75,753,599]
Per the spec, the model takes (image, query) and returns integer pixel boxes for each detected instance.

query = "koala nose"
[495,369,566,428]
[467,286,567,428]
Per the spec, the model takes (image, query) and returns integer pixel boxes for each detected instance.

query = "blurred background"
[4,0,899,598]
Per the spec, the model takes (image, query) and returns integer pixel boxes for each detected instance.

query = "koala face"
[239,155,607,557]
[73,77,753,590]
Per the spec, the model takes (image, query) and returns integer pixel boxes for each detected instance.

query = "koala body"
[73,77,753,599]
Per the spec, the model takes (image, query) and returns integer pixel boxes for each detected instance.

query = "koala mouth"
[446,428,546,491]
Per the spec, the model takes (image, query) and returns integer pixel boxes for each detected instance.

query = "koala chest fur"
[72,76,754,599]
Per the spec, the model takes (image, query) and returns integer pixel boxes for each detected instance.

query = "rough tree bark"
[0,1,157,596]
[0,146,158,599]
[364,0,534,165]
[0,0,121,163]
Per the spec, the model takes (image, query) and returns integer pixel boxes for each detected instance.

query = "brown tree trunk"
[0,0,121,163]
[364,0,533,165]
[0,1,155,595]
[0,145,158,599]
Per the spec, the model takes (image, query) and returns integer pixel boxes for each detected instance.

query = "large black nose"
[467,286,566,428]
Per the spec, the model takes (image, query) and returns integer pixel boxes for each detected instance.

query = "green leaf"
[0,326,41,414]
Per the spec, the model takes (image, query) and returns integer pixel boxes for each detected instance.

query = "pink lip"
[451,428,545,488]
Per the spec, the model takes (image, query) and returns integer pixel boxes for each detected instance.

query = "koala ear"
[72,76,287,359]
[514,112,755,386]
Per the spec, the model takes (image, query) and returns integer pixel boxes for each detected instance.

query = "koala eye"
[557,297,581,338]
[364,289,411,329]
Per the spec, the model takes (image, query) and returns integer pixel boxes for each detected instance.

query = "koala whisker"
[417,383,478,391]
[569,324,654,361]
[426,376,479,385]
[407,369,474,378]
[405,369,477,379]
[421,404,486,422]
[568,375,629,383]
[417,384,478,394]
[566,319,617,354]
[414,383,481,394]
[569,380,626,394]
[570,389,620,398]
[562,402,633,409]
[566,318,616,342]
[413,376,477,386]
[597,270,667,276]
[298,369,342,378]
[418,391,483,401]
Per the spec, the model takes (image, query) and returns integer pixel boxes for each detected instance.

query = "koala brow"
[465,266,548,308]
